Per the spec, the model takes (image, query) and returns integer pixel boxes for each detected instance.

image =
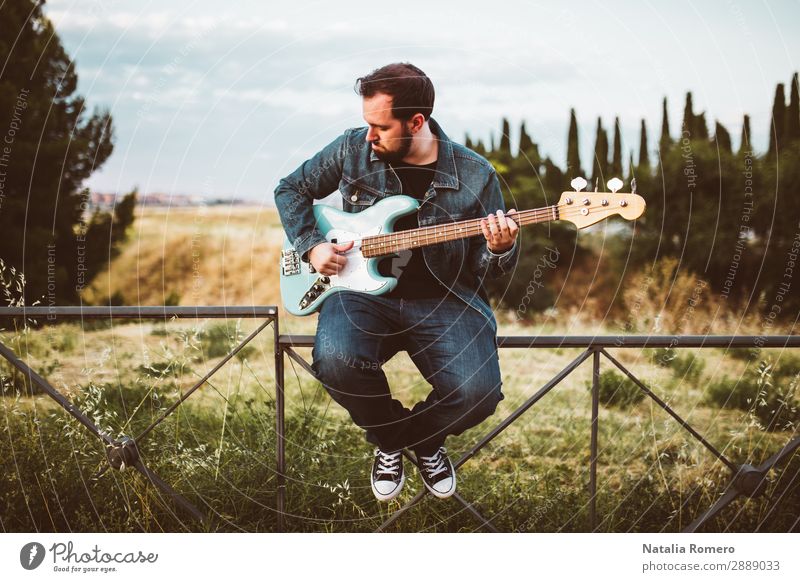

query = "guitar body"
[280,195,419,316]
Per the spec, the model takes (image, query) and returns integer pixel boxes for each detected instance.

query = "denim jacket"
[274,118,520,325]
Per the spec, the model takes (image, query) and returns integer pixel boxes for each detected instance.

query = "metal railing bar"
[374,490,426,532]
[590,349,601,531]
[0,306,278,319]
[132,460,207,525]
[274,324,286,533]
[455,348,594,470]
[284,347,317,377]
[683,487,739,533]
[451,492,500,533]
[280,334,800,349]
[135,319,274,442]
[600,348,738,472]
[0,341,114,445]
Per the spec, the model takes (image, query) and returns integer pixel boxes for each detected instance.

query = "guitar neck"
[360,205,558,258]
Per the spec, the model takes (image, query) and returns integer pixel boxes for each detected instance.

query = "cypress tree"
[714,121,732,154]
[638,119,650,169]
[627,152,636,182]
[517,121,542,169]
[499,117,512,157]
[518,121,534,156]
[659,97,671,156]
[682,92,695,137]
[566,109,582,177]
[739,114,752,155]
[768,83,786,157]
[591,117,609,186]
[786,72,800,143]
[681,92,710,140]
[610,117,623,178]
[694,111,709,140]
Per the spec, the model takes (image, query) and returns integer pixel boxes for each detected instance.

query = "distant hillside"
[82,205,284,308]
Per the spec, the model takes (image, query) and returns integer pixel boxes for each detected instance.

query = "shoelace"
[419,447,448,479]
[375,449,402,477]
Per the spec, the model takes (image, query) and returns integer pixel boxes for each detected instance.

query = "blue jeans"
[311,291,504,453]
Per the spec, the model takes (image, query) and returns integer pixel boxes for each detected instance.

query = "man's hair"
[355,63,435,121]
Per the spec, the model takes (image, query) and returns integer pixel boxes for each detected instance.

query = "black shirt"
[379,160,452,299]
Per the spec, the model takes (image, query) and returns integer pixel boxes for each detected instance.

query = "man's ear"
[408,113,425,134]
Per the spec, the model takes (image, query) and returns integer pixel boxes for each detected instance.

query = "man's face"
[362,92,412,164]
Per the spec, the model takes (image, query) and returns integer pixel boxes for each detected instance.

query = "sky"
[44,0,800,203]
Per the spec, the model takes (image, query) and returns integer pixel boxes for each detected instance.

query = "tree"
[638,119,650,170]
[566,109,582,178]
[627,151,635,182]
[610,117,623,177]
[498,118,512,157]
[785,72,800,144]
[659,97,671,156]
[682,92,709,140]
[713,121,732,154]
[739,114,752,155]
[591,117,609,187]
[768,83,786,157]
[517,121,541,167]
[0,0,130,305]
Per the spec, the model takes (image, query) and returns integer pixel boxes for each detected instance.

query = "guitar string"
[359,205,629,255]
[352,203,637,256]
[360,207,555,253]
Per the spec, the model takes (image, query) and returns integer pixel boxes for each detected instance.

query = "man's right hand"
[308,241,354,275]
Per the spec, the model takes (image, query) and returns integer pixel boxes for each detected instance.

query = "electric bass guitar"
[280,177,645,315]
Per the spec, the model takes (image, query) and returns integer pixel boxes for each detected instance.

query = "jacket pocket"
[340,176,381,213]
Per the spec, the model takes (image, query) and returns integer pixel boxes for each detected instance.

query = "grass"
[1,207,798,532]
[2,316,799,533]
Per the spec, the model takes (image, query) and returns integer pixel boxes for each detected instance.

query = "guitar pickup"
[281,249,301,276]
[298,276,331,309]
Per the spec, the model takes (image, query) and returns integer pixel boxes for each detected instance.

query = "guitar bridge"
[281,249,301,276]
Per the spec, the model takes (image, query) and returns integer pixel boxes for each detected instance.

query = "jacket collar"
[369,117,459,190]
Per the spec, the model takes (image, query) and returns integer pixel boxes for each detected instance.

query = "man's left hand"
[480,209,519,253]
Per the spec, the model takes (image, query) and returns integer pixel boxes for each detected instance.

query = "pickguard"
[326,226,387,292]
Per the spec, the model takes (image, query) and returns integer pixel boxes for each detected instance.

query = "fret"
[362,206,558,258]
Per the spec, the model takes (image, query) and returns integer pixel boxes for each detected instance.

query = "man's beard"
[372,125,412,164]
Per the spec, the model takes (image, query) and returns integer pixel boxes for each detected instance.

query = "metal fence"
[1,306,799,532]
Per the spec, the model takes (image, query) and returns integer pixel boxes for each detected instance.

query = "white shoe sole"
[371,471,406,502]
[420,467,457,499]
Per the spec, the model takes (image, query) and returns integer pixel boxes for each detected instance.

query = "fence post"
[590,348,600,530]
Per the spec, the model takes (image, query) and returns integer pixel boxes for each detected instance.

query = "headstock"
[558,177,645,229]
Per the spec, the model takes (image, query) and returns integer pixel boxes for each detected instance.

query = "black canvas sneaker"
[371,448,405,501]
[416,446,456,498]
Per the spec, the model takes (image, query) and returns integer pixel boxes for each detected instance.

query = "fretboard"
[361,205,559,258]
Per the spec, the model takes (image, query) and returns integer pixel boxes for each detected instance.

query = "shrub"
[651,347,705,381]
[588,369,645,409]
[727,347,761,362]
[706,360,799,432]
[199,321,255,361]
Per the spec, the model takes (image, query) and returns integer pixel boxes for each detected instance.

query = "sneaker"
[371,448,405,501]
[416,446,456,499]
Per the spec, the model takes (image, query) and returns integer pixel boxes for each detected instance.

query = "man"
[274,63,519,501]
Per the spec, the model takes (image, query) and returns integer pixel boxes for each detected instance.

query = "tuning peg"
[607,177,623,193]
[570,177,588,192]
